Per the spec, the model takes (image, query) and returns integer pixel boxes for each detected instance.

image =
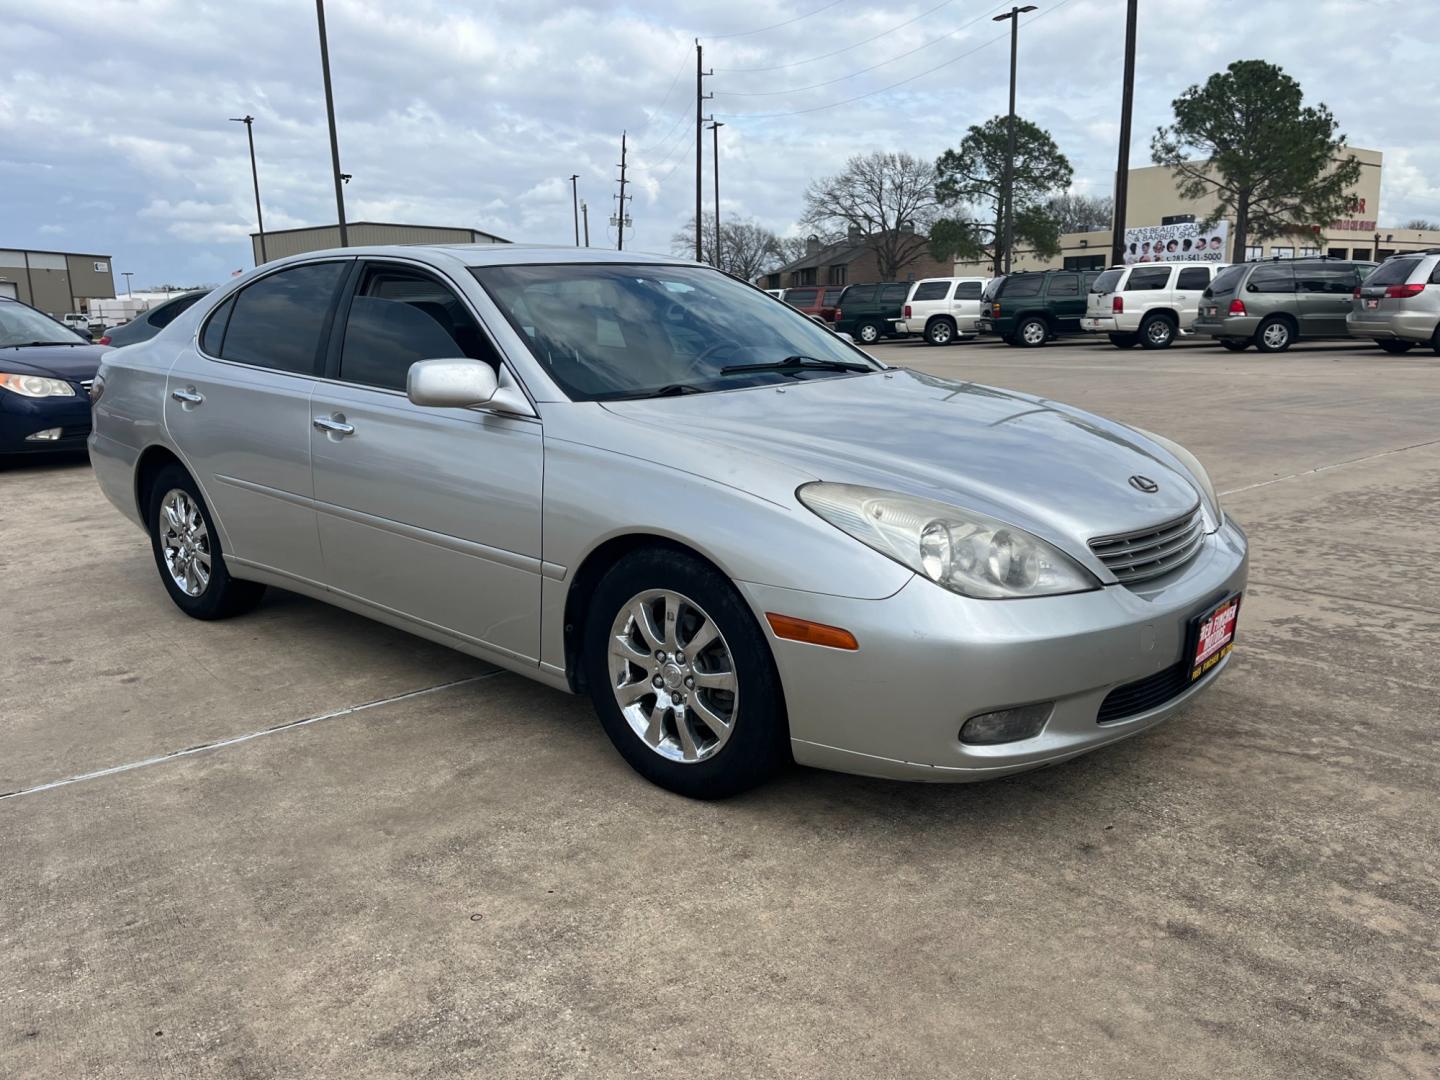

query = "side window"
[912,281,949,301]
[953,281,983,299]
[339,264,498,392]
[846,285,876,303]
[880,284,908,303]
[1047,274,1079,296]
[200,297,234,356]
[1430,262,1440,285]
[1247,264,1295,293]
[1126,267,1172,291]
[1295,266,1355,294]
[786,288,817,307]
[1001,276,1043,298]
[219,262,347,374]
[1176,267,1210,290]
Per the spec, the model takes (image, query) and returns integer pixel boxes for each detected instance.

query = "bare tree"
[670,216,786,281]
[1043,192,1115,233]
[1403,218,1439,230]
[801,152,940,279]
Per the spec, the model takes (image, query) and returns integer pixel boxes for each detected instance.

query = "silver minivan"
[1347,250,1440,354]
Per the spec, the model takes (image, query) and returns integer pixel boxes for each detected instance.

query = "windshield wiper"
[720,355,872,376]
[2,341,75,349]
[605,382,707,400]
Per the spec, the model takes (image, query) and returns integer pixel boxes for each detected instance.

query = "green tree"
[1151,59,1362,264]
[930,115,1073,276]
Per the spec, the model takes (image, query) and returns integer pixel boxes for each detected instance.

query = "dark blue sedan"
[1,297,110,456]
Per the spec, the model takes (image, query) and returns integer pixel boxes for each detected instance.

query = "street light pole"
[315,0,348,246]
[1110,0,1138,268]
[581,201,590,246]
[122,272,134,297]
[569,174,580,246]
[708,119,724,269]
[229,115,268,264]
[992,5,1036,276]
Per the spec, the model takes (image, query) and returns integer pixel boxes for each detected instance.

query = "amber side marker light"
[765,613,859,651]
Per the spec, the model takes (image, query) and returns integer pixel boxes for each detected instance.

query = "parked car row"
[772,276,993,347]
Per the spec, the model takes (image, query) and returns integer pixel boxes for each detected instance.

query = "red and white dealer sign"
[1191,595,1240,682]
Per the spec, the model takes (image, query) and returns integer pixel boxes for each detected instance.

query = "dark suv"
[976,269,1103,347]
[832,282,910,343]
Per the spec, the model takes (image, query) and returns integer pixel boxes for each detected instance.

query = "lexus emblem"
[1128,475,1160,493]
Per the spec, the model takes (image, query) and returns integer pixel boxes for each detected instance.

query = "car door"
[1173,265,1211,329]
[1295,264,1355,338]
[166,259,350,584]
[1046,273,1083,329]
[307,259,544,663]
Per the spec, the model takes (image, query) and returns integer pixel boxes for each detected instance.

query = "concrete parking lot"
[3,336,1438,1079]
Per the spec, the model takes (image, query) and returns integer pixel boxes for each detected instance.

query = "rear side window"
[218,262,348,374]
[200,297,234,356]
[1295,266,1357,294]
[1430,261,1440,285]
[953,281,983,299]
[1176,267,1210,290]
[1000,275,1042,298]
[822,287,844,306]
[844,285,876,303]
[1126,267,1171,291]
[1365,257,1422,286]
[1091,269,1124,293]
[1046,274,1079,296]
[1208,265,1247,294]
[879,284,908,303]
[786,288,818,306]
[1247,264,1295,293]
[912,281,950,301]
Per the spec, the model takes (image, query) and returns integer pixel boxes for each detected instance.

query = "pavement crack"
[1248,579,1440,618]
[1220,437,1440,497]
[0,672,502,803]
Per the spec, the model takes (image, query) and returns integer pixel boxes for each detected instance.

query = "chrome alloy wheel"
[608,589,738,763]
[1021,319,1047,345]
[158,488,211,597]
[1261,322,1290,350]
[1146,319,1173,345]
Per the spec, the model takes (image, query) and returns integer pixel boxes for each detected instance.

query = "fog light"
[25,428,63,442]
[960,702,1052,746]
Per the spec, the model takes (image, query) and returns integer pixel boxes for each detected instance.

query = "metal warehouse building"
[251,222,509,264]
[0,248,116,317]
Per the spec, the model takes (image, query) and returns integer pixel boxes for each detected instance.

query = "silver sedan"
[89,246,1247,798]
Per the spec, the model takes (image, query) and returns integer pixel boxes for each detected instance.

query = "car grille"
[1096,659,1192,723]
[1089,506,1205,585]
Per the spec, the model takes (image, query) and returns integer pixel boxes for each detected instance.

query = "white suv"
[1082,262,1226,349]
[896,277,990,346]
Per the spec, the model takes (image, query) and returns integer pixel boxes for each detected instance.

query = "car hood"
[599,368,1204,553]
[0,343,110,380]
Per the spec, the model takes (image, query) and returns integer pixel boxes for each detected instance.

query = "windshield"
[1091,269,1124,293]
[0,301,87,348]
[470,263,882,400]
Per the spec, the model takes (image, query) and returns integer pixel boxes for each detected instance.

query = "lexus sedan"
[1,296,109,456]
[89,246,1247,798]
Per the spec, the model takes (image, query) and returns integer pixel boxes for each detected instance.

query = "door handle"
[312,414,355,436]
[170,387,204,405]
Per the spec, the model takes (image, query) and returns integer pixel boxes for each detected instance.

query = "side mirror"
[407,358,497,408]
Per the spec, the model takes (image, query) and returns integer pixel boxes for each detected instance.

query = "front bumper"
[0,391,92,453]
[1346,311,1436,343]
[739,518,1248,781]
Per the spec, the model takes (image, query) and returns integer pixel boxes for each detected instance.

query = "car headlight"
[798,483,1099,600]
[1132,427,1222,528]
[0,372,77,398]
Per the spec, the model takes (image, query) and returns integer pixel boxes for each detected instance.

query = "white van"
[1082,262,1228,349]
[896,277,990,345]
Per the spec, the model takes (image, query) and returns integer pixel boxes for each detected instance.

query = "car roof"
[270,243,696,270]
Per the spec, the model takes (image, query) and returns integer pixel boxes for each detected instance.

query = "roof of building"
[773,237,871,275]
[0,247,113,259]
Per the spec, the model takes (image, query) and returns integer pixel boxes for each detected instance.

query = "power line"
[714,0,967,73]
[703,0,847,40]
[716,1,1012,97]
[715,0,1074,120]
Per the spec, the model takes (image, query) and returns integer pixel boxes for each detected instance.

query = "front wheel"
[583,549,788,799]
[147,464,266,619]
[1016,317,1048,347]
[1375,339,1415,354]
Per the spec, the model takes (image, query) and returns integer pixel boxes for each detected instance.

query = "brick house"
[760,226,954,290]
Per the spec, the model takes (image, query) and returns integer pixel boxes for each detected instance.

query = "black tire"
[924,317,956,346]
[1220,339,1250,352]
[1108,332,1139,349]
[855,321,883,345]
[1253,316,1294,354]
[1015,316,1049,348]
[582,548,788,799]
[1433,326,1440,357]
[1375,339,1415,354]
[146,463,266,620]
[1139,313,1177,350]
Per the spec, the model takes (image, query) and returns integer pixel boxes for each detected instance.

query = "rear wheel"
[1108,332,1139,349]
[146,464,265,620]
[1220,339,1250,352]
[583,548,788,799]
[1016,316,1048,348]
[1433,326,1440,357]
[1139,313,1177,349]
[1375,339,1415,354]
[924,317,956,346]
[1254,316,1294,353]
[855,320,883,345]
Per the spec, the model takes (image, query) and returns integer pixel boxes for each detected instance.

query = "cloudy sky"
[2,0,1435,287]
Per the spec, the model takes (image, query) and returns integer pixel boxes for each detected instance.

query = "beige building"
[0,248,116,317]
[251,221,509,264]
[956,147,1437,274]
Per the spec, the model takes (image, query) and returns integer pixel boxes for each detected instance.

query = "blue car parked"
[1,297,110,456]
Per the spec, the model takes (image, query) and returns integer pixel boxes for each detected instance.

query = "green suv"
[831,282,910,344]
[1191,258,1376,352]
[976,269,1103,347]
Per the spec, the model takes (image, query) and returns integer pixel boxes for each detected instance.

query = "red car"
[784,285,844,322]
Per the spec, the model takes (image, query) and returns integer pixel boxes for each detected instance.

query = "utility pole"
[992,5,1036,275]
[581,201,590,246]
[708,119,724,270]
[695,39,713,262]
[568,174,580,246]
[612,131,632,251]
[229,115,267,264]
[315,0,348,246]
[1110,0,1138,267]
[122,272,134,297]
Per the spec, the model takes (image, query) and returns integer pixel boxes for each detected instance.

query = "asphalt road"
[3,335,1438,1079]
